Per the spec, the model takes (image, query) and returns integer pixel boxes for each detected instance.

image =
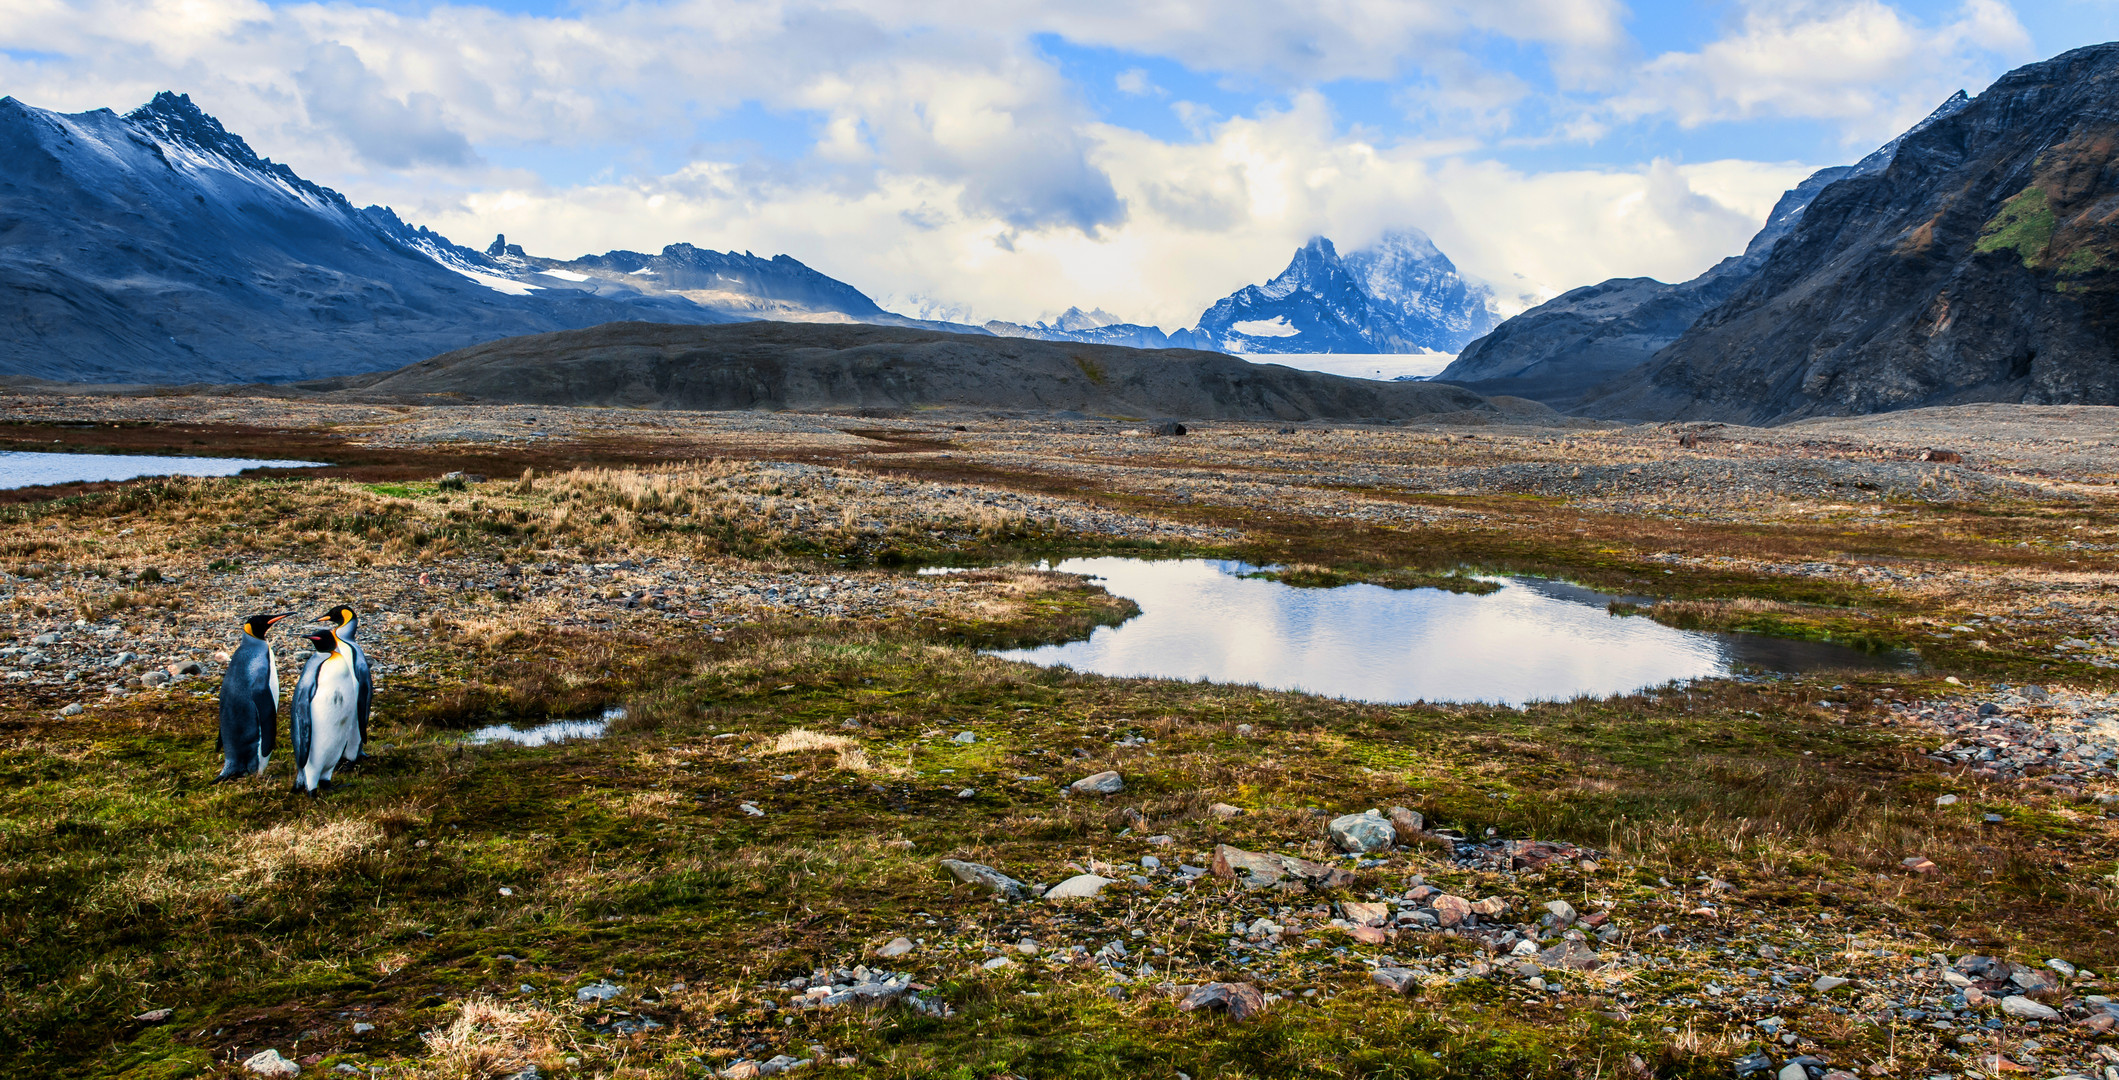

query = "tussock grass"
[415,996,566,1080]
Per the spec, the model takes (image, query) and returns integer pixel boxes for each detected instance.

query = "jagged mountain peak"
[1847,89,1971,178]
[1357,228,1445,263]
[1045,306,1123,331]
[126,92,279,175]
[1189,230,1496,354]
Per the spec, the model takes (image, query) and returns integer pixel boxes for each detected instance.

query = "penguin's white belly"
[303,657,361,787]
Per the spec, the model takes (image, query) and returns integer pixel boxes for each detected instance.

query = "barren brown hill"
[329,320,1524,421]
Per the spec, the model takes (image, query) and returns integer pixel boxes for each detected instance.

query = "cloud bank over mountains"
[0,0,2067,330]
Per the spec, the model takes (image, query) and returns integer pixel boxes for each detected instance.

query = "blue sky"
[2,0,2109,327]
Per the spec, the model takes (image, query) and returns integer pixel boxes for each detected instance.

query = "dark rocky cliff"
[1584,47,2119,422]
[1439,93,1970,410]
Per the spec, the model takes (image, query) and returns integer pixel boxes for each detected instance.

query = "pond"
[467,708,626,746]
[0,450,327,490]
[988,558,1911,707]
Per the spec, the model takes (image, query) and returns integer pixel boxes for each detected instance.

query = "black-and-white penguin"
[214,611,295,782]
[289,627,362,794]
[318,604,372,762]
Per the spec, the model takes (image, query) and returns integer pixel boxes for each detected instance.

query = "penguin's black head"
[242,612,298,639]
[319,605,357,629]
[303,628,338,653]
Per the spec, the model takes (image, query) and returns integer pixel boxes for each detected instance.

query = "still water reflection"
[467,708,626,746]
[0,450,325,489]
[990,558,1909,707]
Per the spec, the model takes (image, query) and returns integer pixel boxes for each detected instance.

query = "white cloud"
[1612,0,2033,143]
[0,0,1994,330]
[380,92,1813,328]
[294,42,478,168]
[1114,67,1158,96]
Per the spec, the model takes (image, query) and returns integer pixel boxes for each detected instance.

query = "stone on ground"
[1371,968,1418,994]
[576,981,623,1003]
[1327,810,1395,853]
[1431,895,1472,927]
[1209,844,1354,889]
[938,859,1029,900]
[1044,874,1112,901]
[1341,901,1389,927]
[1178,982,1267,1021]
[1387,806,1423,835]
[1069,770,1123,794]
[2001,995,2059,1020]
[243,1049,300,1077]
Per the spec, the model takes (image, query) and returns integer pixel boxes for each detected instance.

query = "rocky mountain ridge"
[320,320,1521,421]
[1438,91,1972,410]
[0,93,965,384]
[1587,45,2119,422]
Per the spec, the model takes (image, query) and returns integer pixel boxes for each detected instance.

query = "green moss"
[1974,186,2056,267]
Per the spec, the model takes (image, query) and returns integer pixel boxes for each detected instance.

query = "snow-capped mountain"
[1191,232,1499,355]
[0,92,963,383]
[1341,231,1502,350]
[979,306,1213,351]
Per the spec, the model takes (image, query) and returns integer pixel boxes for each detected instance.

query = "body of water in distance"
[989,557,1909,707]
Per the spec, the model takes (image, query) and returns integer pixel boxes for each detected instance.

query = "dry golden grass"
[770,726,877,773]
[109,818,386,909]
[414,996,566,1080]
[1651,597,1802,620]
[770,727,854,754]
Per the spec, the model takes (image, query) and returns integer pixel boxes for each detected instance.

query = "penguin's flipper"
[290,653,323,775]
[352,647,372,761]
[252,682,278,760]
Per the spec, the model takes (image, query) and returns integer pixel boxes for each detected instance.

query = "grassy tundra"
[3,402,2119,1079]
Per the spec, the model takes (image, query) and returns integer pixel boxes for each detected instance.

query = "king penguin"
[289,627,362,794]
[215,611,295,781]
[318,604,372,763]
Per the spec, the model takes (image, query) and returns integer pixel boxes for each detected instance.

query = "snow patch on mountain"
[1230,317,1302,337]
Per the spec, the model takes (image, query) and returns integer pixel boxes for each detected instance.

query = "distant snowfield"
[1247,352,1455,382]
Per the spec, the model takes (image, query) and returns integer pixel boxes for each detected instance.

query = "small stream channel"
[988,557,1913,707]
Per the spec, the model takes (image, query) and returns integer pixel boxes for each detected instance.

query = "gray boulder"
[938,859,1029,900]
[1327,810,1396,853]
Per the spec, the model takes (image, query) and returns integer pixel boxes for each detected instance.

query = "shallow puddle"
[467,708,626,746]
[0,450,326,489]
[990,558,1910,707]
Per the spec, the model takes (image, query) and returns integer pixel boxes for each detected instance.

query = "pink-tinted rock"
[1179,982,1268,1021]
[1341,901,1390,927]
[1431,894,1472,927]
[1210,844,1354,890]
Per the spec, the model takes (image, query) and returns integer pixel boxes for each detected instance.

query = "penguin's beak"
[265,611,298,627]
